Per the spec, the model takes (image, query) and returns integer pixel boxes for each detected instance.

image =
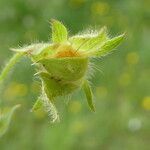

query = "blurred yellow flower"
[91,2,109,16]
[32,109,46,119]
[69,100,81,114]
[69,0,85,8]
[71,121,86,134]
[119,72,131,86]
[126,52,139,65]
[142,96,150,110]
[3,82,28,100]
[96,86,108,98]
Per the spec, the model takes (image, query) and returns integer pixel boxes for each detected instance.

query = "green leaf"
[94,33,125,56]
[69,27,108,51]
[0,104,20,138]
[51,19,68,43]
[83,80,95,112]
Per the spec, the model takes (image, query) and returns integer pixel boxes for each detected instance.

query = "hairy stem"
[0,53,24,85]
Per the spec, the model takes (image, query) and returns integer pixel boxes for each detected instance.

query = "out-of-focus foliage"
[0,0,149,150]
[0,105,20,138]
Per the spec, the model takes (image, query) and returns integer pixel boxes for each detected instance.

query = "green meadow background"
[0,0,149,149]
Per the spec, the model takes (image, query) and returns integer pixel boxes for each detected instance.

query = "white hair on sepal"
[82,25,101,34]
[86,78,94,89]
[63,94,72,105]
[67,28,71,38]
[33,76,41,85]
[82,28,99,37]
[72,27,100,39]
[90,57,104,74]
[86,61,96,81]
[86,58,104,82]
[41,82,60,123]
[79,25,108,38]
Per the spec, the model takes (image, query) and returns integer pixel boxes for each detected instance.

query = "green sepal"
[93,33,125,56]
[69,27,108,51]
[83,80,95,112]
[40,72,80,99]
[31,44,57,61]
[31,85,59,123]
[0,104,20,138]
[11,43,52,56]
[39,57,88,82]
[10,43,60,62]
[51,19,68,43]
[41,82,59,123]
[11,43,48,53]
[31,98,43,112]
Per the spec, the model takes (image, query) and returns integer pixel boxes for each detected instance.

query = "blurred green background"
[0,0,150,149]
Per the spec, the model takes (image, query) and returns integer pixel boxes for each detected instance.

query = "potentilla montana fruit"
[0,19,125,122]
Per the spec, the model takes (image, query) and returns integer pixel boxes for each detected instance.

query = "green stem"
[0,53,24,85]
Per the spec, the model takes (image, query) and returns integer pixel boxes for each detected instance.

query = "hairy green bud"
[0,19,125,123]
